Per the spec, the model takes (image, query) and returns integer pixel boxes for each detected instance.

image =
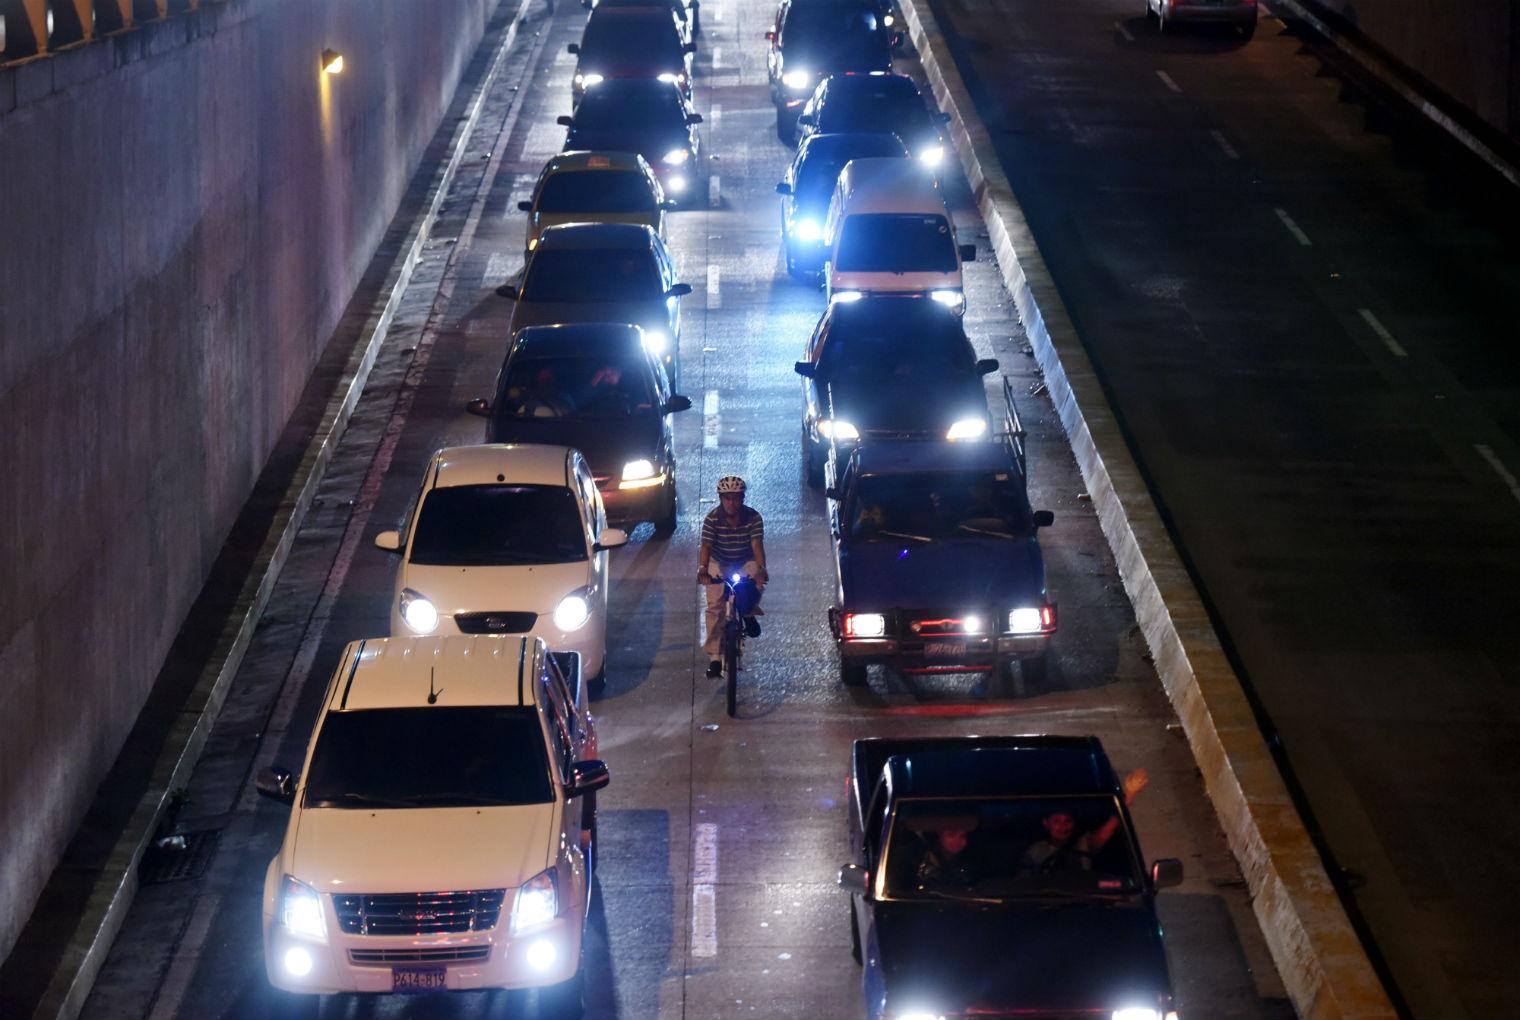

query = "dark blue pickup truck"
[839,736,1183,1020]
[823,384,1056,686]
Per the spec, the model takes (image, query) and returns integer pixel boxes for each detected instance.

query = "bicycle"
[704,571,760,717]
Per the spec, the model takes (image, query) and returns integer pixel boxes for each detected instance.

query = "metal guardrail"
[1000,374,1026,481]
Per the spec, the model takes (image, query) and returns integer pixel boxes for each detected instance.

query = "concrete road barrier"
[896,1,1399,1017]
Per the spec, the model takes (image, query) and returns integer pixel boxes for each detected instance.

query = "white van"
[822,157,976,314]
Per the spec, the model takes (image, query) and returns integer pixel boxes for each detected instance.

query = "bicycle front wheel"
[723,621,740,717]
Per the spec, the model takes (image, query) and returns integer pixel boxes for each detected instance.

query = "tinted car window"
[782,4,880,42]
[820,85,930,136]
[819,332,973,382]
[499,355,658,419]
[796,138,906,206]
[539,171,658,213]
[881,796,1142,900]
[304,707,554,809]
[411,484,588,565]
[849,470,1032,540]
[836,214,957,273]
[574,85,688,132]
[521,248,663,302]
[582,15,685,62]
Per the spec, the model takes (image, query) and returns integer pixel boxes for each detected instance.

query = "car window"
[818,330,975,382]
[303,707,554,809]
[574,85,688,132]
[539,170,659,214]
[821,86,929,136]
[848,470,1033,541]
[521,248,663,302]
[881,796,1142,901]
[498,354,658,419]
[410,484,588,565]
[836,214,958,273]
[582,15,685,62]
[781,4,880,44]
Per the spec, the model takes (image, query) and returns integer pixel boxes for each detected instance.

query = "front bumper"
[389,607,605,678]
[836,633,1049,671]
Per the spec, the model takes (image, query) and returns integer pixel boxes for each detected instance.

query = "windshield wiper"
[954,523,1014,539]
[314,792,417,809]
[915,888,1004,906]
[872,529,933,543]
[398,791,521,807]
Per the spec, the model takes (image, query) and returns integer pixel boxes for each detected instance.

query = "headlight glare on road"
[918,144,945,166]
[831,289,864,303]
[400,589,438,634]
[553,592,591,632]
[930,288,966,313]
[946,417,987,440]
[512,870,559,934]
[782,69,812,90]
[817,419,859,441]
[279,875,326,940]
[283,947,314,977]
[794,218,822,243]
[844,612,886,638]
[1008,607,1044,634]
[662,148,690,166]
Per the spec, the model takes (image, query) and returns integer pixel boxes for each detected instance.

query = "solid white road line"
[484,251,512,288]
[1475,444,1520,507]
[1274,207,1313,246]
[691,823,719,957]
[1115,21,1134,42]
[1358,308,1408,358]
[1156,70,1182,93]
[707,264,721,308]
[1211,129,1241,160]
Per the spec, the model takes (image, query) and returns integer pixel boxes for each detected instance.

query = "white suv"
[375,444,627,684]
[258,635,606,1013]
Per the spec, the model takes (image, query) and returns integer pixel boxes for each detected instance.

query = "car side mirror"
[1152,858,1184,890]
[959,243,977,262]
[667,282,693,297]
[374,529,403,552]
[797,114,815,127]
[665,394,694,413]
[255,766,296,805]
[496,283,519,299]
[567,43,580,55]
[775,181,792,196]
[838,863,871,896]
[466,397,492,417]
[517,199,533,212]
[765,30,775,41]
[793,360,816,378]
[825,486,843,501]
[556,115,575,127]
[936,111,953,124]
[570,759,610,797]
[976,358,999,375]
[687,113,703,125]
[1033,510,1054,528]
[662,199,679,210]
[595,527,629,552]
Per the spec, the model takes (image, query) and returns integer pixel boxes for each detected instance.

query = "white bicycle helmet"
[716,475,747,494]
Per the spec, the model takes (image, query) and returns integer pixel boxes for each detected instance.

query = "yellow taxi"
[518,151,673,260]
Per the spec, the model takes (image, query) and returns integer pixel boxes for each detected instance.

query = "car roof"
[835,157,943,213]
[327,636,545,711]
[425,443,575,490]
[878,737,1119,798]
[543,150,651,174]
[535,221,660,251]
[510,323,650,359]
[825,295,966,338]
[852,438,1015,475]
[799,132,909,161]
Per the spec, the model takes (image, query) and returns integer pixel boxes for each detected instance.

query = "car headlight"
[946,417,987,441]
[883,13,896,25]
[962,614,983,634]
[553,591,592,632]
[930,288,965,313]
[1007,607,1047,634]
[918,144,945,166]
[620,458,665,489]
[575,72,604,87]
[782,69,812,90]
[830,289,864,303]
[665,175,688,193]
[511,870,559,934]
[279,875,326,940]
[641,328,669,355]
[399,588,438,634]
[794,218,822,243]
[662,148,690,166]
[816,419,859,441]
[843,612,886,638]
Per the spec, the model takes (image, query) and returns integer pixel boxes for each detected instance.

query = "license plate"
[392,966,447,993]
[923,641,966,657]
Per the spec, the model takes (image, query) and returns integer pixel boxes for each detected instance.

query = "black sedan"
[468,324,692,536]
[776,131,908,278]
[766,0,897,142]
[797,72,951,169]
[793,297,998,485]
[559,79,704,202]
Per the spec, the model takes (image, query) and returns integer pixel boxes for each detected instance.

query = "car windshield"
[539,170,658,214]
[574,86,688,133]
[410,484,587,565]
[848,470,1032,540]
[304,707,554,809]
[600,0,688,21]
[881,797,1143,901]
[820,87,930,136]
[835,214,958,273]
[521,248,662,302]
[582,16,685,64]
[795,139,906,205]
[499,354,657,419]
[819,332,974,383]
[783,5,881,44]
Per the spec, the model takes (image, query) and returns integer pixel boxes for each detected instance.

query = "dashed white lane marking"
[1358,308,1408,357]
[709,175,722,208]
[484,251,512,288]
[1475,444,1520,507]
[1115,21,1134,42]
[709,102,722,131]
[712,47,723,70]
[1211,129,1240,160]
[1274,207,1312,246]
[692,823,719,957]
[1156,70,1181,93]
[707,264,721,307]
[704,388,720,449]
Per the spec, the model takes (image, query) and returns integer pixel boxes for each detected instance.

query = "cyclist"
[697,475,768,678]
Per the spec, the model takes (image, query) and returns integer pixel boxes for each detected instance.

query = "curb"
[897,1,1399,1018]
[24,2,532,1016]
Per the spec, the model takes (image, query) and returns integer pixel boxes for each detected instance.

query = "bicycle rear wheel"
[723,620,740,717]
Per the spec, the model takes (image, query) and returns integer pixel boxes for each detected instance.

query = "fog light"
[284,947,313,977]
[526,938,558,971]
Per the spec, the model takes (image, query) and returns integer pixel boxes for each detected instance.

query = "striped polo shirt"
[701,505,764,568]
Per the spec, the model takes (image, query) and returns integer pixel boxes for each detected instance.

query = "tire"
[848,902,862,964]
[1021,651,1050,686]
[723,620,740,717]
[840,657,868,687]
[538,969,585,1019]
[654,486,678,539]
[1239,15,1256,39]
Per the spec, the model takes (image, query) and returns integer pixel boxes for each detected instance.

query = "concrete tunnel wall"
[0,0,504,961]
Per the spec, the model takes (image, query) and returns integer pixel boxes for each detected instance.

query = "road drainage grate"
[139,829,221,885]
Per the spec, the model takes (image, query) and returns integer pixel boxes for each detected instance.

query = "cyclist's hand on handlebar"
[697,570,711,584]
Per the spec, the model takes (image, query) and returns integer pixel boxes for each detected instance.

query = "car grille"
[333,890,507,936]
[454,611,537,635]
[349,945,491,965]
[904,615,979,637]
